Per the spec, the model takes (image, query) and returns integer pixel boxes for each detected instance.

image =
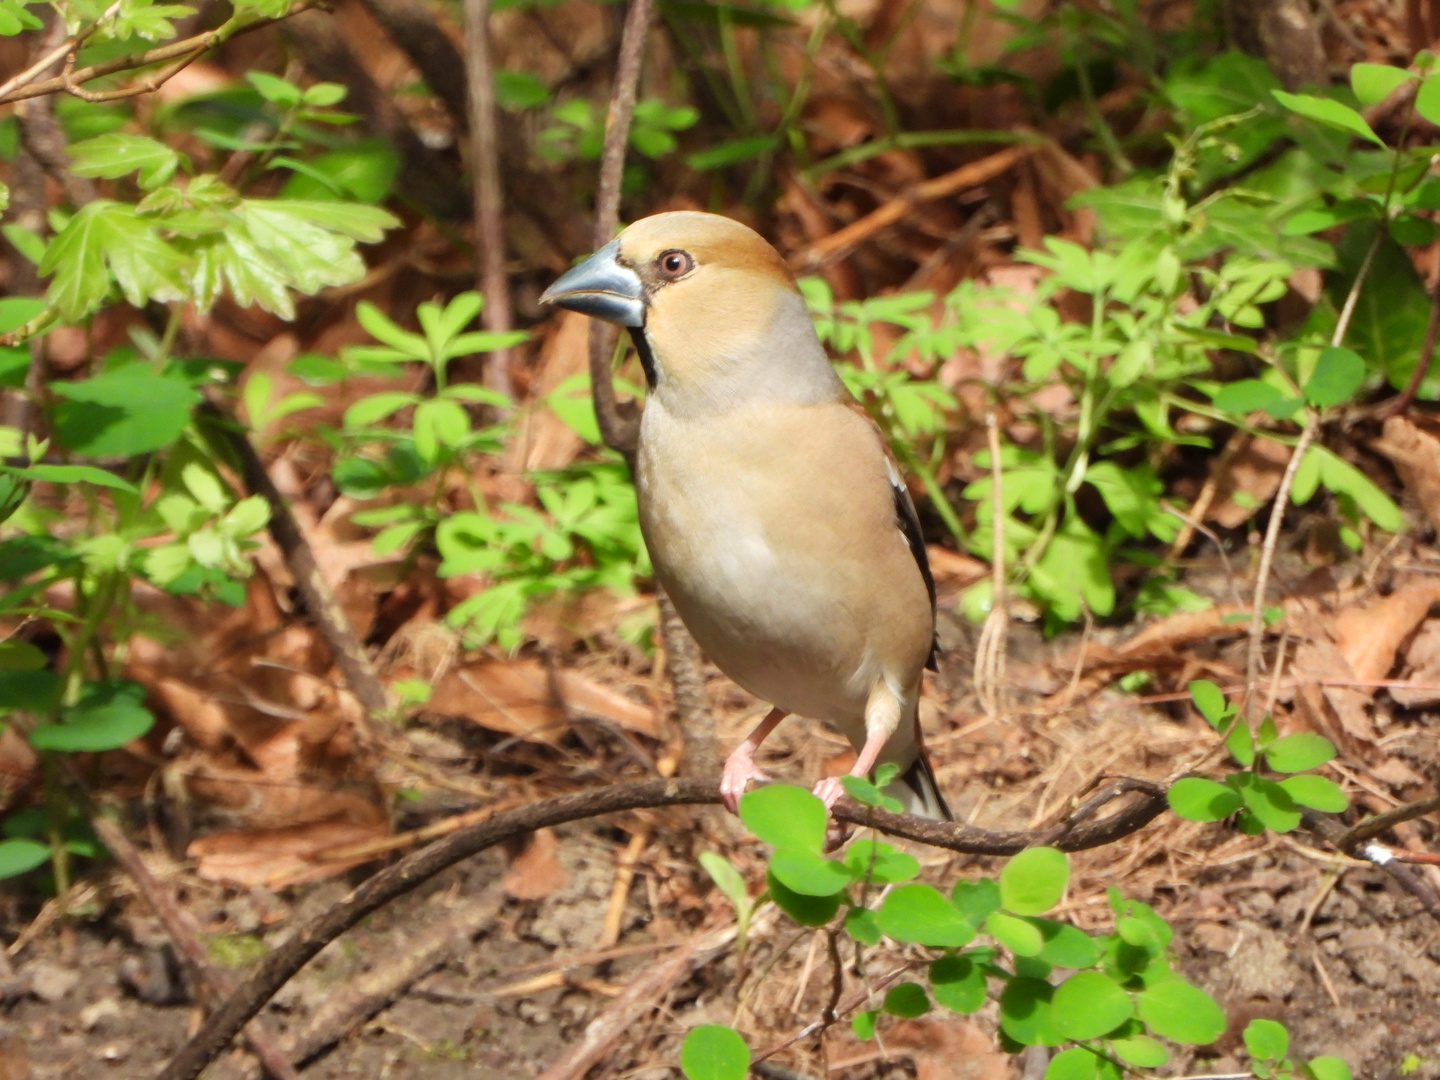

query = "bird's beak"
[539,240,645,327]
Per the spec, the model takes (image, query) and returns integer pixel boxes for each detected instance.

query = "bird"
[539,211,952,821]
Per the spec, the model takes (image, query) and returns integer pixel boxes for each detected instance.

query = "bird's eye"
[657,250,694,278]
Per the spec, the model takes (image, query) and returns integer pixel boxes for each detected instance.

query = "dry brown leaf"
[925,545,988,589]
[1394,619,1440,708]
[502,828,568,900]
[428,658,657,744]
[1372,415,1440,535]
[1333,582,1440,684]
[507,309,591,473]
[1290,636,1376,746]
[1208,434,1290,528]
[188,818,389,888]
[873,1018,1009,1080]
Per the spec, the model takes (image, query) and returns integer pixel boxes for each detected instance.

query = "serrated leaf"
[69,134,181,189]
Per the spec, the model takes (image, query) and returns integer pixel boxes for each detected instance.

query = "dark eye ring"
[657,250,694,278]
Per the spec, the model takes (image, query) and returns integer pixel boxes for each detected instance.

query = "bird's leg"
[813,682,903,812]
[720,707,786,814]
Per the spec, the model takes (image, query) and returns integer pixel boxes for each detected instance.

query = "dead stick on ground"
[798,144,1038,269]
[90,817,301,1080]
[600,824,650,947]
[199,400,389,719]
[158,776,1175,1080]
[464,0,514,398]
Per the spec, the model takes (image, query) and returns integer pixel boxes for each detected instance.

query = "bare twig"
[90,817,301,1080]
[464,0,514,397]
[159,775,1175,1080]
[0,0,123,100]
[0,4,320,105]
[1335,793,1440,852]
[1304,810,1440,925]
[198,401,389,719]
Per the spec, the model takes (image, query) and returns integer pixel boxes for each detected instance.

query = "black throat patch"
[628,327,658,390]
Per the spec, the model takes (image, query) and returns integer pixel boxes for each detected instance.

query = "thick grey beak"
[539,240,645,327]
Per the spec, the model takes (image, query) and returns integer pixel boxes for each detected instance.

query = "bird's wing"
[843,400,939,671]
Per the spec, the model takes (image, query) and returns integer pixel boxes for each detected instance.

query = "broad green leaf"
[1213,379,1286,416]
[999,846,1068,914]
[1168,777,1243,822]
[51,368,198,457]
[1188,679,1230,727]
[998,977,1064,1046]
[851,1010,878,1040]
[0,838,49,880]
[929,954,986,1013]
[1351,63,1413,107]
[844,906,881,944]
[952,877,1002,925]
[1235,774,1302,832]
[1304,346,1365,407]
[739,785,827,852]
[1264,731,1336,772]
[69,134,180,189]
[844,839,919,884]
[1306,1056,1353,1080]
[1244,1017,1289,1061]
[1030,917,1102,967]
[1136,976,1224,1044]
[40,201,186,320]
[31,692,154,751]
[766,869,841,926]
[1416,73,1440,127]
[1278,774,1348,812]
[769,847,853,896]
[679,1025,748,1080]
[1272,90,1384,146]
[1044,1047,1103,1080]
[987,910,1045,956]
[0,296,45,334]
[876,883,975,947]
[1052,971,1133,1039]
[883,982,931,1018]
[1111,1033,1168,1066]
[0,669,60,712]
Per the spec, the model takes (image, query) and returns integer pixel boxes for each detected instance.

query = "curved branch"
[158,775,1170,1080]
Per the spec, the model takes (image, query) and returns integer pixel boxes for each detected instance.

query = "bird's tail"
[888,753,953,821]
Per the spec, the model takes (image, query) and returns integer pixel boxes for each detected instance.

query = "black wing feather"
[891,479,940,672]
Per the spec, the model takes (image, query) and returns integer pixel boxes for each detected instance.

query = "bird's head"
[540,211,838,411]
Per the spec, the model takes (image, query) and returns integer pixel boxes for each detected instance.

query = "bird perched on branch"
[540,211,951,821]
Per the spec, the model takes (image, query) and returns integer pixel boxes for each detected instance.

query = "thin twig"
[0,0,123,100]
[90,817,301,1080]
[464,0,514,398]
[158,775,1174,1080]
[1335,793,1440,851]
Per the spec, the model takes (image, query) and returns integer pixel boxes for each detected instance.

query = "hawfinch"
[540,211,951,821]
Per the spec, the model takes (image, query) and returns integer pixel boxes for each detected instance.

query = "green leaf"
[1304,346,1366,407]
[40,201,186,320]
[69,134,180,189]
[50,368,199,457]
[344,391,421,428]
[4,464,136,493]
[998,977,1065,1046]
[413,398,469,463]
[929,954,986,1013]
[1264,731,1337,772]
[987,910,1045,956]
[0,669,60,713]
[0,838,49,880]
[1168,777,1243,822]
[1244,1017,1289,1061]
[769,847,854,896]
[247,70,304,107]
[739,784,827,852]
[952,877,1002,925]
[1311,446,1401,531]
[844,839,919,884]
[1044,1047,1103,1080]
[1306,1056,1354,1080]
[699,851,748,914]
[844,906,881,945]
[30,680,155,752]
[851,1010,878,1040]
[1000,846,1068,914]
[838,772,903,812]
[1031,917,1102,967]
[1416,72,1440,127]
[680,1024,748,1080]
[1188,679,1230,727]
[883,982,931,1018]
[1052,971,1134,1039]
[1135,977,1225,1044]
[1351,63,1413,107]
[1213,379,1286,416]
[1111,1033,1168,1067]
[766,869,841,926]
[876,883,975,947]
[1278,774,1348,812]
[686,134,782,171]
[0,296,45,334]
[1272,90,1384,146]
[1234,774,1302,832]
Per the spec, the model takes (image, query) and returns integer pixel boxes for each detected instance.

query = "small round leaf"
[766,870,841,927]
[1263,732,1336,773]
[998,977,1064,1046]
[1306,1056,1354,1080]
[1044,1047,1102,1080]
[1000,846,1068,915]
[1111,1033,1168,1067]
[1052,971,1134,1040]
[877,883,975,948]
[929,955,986,1014]
[1168,777,1243,822]
[987,911,1045,956]
[845,839,919,884]
[769,847,854,896]
[1032,918,1102,968]
[883,982,931,1018]
[680,1024,748,1080]
[1303,346,1366,408]
[740,785,827,852]
[1135,977,1225,1045]
[1278,774,1347,812]
[1244,1017,1289,1061]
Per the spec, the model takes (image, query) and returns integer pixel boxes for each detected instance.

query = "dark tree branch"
[353,0,469,127]
[464,0,514,397]
[1336,793,1440,852]
[157,776,1175,1080]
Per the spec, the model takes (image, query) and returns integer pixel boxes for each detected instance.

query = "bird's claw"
[812,778,853,851]
[720,751,770,815]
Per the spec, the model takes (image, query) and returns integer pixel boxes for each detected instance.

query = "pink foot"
[812,776,847,811]
[720,750,770,814]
